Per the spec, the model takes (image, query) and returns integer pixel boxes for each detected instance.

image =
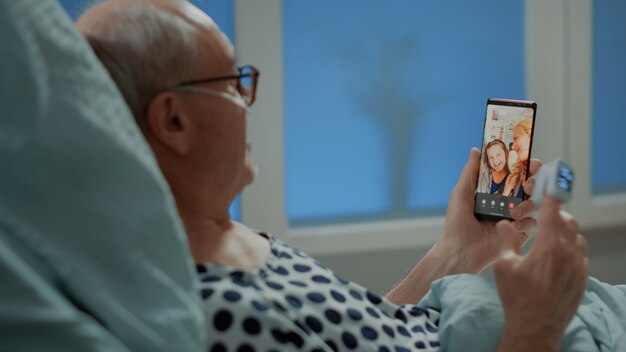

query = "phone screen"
[474,98,537,221]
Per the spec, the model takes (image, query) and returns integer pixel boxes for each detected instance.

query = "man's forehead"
[79,0,238,70]
[169,1,238,67]
[82,0,217,27]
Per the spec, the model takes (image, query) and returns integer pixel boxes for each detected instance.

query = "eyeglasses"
[172,65,260,107]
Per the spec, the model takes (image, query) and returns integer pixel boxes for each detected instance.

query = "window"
[237,1,626,255]
[282,1,525,227]
[58,0,93,20]
[592,0,626,195]
[57,1,626,255]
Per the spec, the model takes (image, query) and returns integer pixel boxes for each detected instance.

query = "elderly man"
[77,1,588,351]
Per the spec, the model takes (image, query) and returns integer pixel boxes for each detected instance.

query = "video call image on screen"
[475,103,534,218]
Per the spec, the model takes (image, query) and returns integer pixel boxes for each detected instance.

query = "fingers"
[575,233,587,254]
[523,177,535,196]
[529,159,542,176]
[509,177,538,219]
[510,199,537,220]
[454,148,481,201]
[510,216,537,234]
[560,211,579,242]
[533,196,564,246]
[538,196,561,226]
[533,196,581,256]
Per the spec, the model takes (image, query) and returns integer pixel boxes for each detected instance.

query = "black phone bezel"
[474,98,538,222]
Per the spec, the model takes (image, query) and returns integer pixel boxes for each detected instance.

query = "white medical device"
[532,158,574,206]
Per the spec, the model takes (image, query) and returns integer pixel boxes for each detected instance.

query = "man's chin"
[244,163,259,185]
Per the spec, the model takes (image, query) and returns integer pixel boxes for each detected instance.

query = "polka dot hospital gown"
[197,233,441,351]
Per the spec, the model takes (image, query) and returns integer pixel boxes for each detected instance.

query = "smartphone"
[474,98,537,222]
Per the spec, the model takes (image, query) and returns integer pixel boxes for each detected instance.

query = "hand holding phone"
[475,98,537,222]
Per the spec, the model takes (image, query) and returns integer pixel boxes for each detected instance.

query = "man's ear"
[144,92,192,155]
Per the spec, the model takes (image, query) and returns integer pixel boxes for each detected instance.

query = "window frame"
[235,0,626,256]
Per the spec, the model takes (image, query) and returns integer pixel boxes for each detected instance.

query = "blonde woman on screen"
[504,117,533,198]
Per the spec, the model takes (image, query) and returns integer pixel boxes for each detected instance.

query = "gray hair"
[81,2,201,127]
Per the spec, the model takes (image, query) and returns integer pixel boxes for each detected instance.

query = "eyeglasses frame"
[172,65,260,106]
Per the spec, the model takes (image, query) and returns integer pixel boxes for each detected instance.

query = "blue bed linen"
[0,0,204,350]
[419,274,626,351]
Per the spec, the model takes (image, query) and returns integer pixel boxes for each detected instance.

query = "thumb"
[453,147,480,200]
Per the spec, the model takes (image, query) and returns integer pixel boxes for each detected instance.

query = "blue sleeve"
[419,274,601,352]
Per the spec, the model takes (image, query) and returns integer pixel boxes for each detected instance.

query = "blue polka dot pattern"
[272,301,287,312]
[395,309,408,323]
[307,292,326,303]
[334,273,350,285]
[242,317,261,335]
[312,275,331,284]
[361,326,378,340]
[250,300,268,312]
[201,288,214,300]
[330,290,346,303]
[286,295,303,309]
[305,315,323,333]
[409,306,426,316]
[209,343,226,352]
[270,329,287,344]
[272,266,289,275]
[367,291,383,305]
[213,310,233,332]
[324,309,342,325]
[202,275,221,283]
[197,232,441,351]
[288,280,307,287]
[346,308,363,321]
[265,281,284,290]
[383,324,395,338]
[293,264,312,273]
[196,264,207,273]
[236,344,254,352]
[349,290,363,301]
[325,339,338,351]
[279,252,293,259]
[341,331,358,349]
[412,325,425,333]
[232,279,252,288]
[366,307,381,319]
[397,326,411,337]
[285,331,305,348]
[223,290,241,302]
